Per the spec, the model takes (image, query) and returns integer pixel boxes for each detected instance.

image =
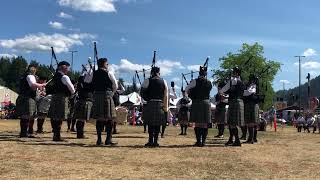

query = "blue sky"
[1,0,320,94]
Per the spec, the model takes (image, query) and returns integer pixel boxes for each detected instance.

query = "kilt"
[244,102,259,124]
[92,91,116,121]
[190,99,211,124]
[215,104,226,124]
[74,99,93,121]
[68,97,77,119]
[16,95,37,118]
[48,94,69,120]
[178,110,189,125]
[227,99,244,126]
[143,100,164,126]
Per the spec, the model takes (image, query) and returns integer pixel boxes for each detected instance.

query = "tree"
[6,56,28,92]
[212,43,281,110]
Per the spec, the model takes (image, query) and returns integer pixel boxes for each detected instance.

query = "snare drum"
[37,95,52,114]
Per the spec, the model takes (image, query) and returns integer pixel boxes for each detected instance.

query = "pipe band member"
[48,61,75,141]
[141,66,169,147]
[176,89,191,136]
[161,82,177,138]
[186,66,212,147]
[112,80,125,134]
[92,58,118,146]
[35,75,51,134]
[243,74,259,144]
[74,65,94,139]
[219,67,245,147]
[16,64,46,138]
[214,82,228,138]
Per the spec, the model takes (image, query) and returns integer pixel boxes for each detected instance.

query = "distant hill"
[276,75,320,108]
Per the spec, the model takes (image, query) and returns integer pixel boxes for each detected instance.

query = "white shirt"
[58,71,75,94]
[219,76,241,94]
[141,77,169,112]
[243,84,256,96]
[26,75,37,88]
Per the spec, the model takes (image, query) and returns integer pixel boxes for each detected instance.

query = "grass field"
[0,120,320,179]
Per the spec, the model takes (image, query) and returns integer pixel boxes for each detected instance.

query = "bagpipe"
[181,56,210,91]
[46,47,59,85]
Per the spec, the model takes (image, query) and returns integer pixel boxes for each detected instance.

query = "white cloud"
[0,33,95,53]
[111,59,184,77]
[301,61,320,69]
[49,21,64,29]
[57,12,73,19]
[279,80,290,84]
[0,54,17,58]
[187,65,201,71]
[58,0,116,13]
[302,48,317,57]
[120,37,128,44]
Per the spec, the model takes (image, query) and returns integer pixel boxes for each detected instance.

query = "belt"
[149,99,163,102]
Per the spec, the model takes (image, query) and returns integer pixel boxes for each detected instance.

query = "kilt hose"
[190,99,211,124]
[244,102,259,125]
[74,99,93,121]
[16,95,37,118]
[178,110,189,126]
[92,91,116,121]
[48,94,70,120]
[215,104,226,124]
[227,98,244,127]
[143,100,165,126]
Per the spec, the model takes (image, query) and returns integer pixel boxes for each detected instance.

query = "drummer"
[35,76,50,133]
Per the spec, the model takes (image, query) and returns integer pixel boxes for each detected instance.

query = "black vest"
[229,78,244,100]
[189,77,212,100]
[142,77,165,101]
[92,69,113,91]
[19,73,36,98]
[180,96,191,112]
[77,76,94,101]
[52,72,71,96]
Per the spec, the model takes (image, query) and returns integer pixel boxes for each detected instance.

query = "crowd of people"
[15,56,262,148]
[295,113,320,133]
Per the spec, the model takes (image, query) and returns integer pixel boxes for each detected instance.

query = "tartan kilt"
[16,95,37,118]
[74,99,93,121]
[215,104,226,124]
[244,102,259,124]
[92,91,116,121]
[48,94,69,120]
[143,100,165,126]
[190,99,211,124]
[227,99,244,126]
[178,110,189,125]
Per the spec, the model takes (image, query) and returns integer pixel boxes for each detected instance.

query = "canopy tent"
[0,86,18,107]
[120,92,142,106]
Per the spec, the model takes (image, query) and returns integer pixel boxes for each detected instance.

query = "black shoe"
[70,128,76,132]
[214,135,220,138]
[53,135,64,141]
[193,142,202,147]
[105,140,118,146]
[96,140,102,146]
[28,134,36,138]
[19,133,28,138]
[179,132,184,135]
[232,140,241,147]
[113,131,119,134]
[240,136,246,140]
[225,140,233,146]
[161,134,164,138]
[184,133,187,136]
[253,139,258,143]
[145,142,153,147]
[36,130,44,134]
[243,139,254,144]
[152,143,160,147]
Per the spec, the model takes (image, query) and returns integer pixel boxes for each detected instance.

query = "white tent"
[0,86,18,106]
[120,92,142,106]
